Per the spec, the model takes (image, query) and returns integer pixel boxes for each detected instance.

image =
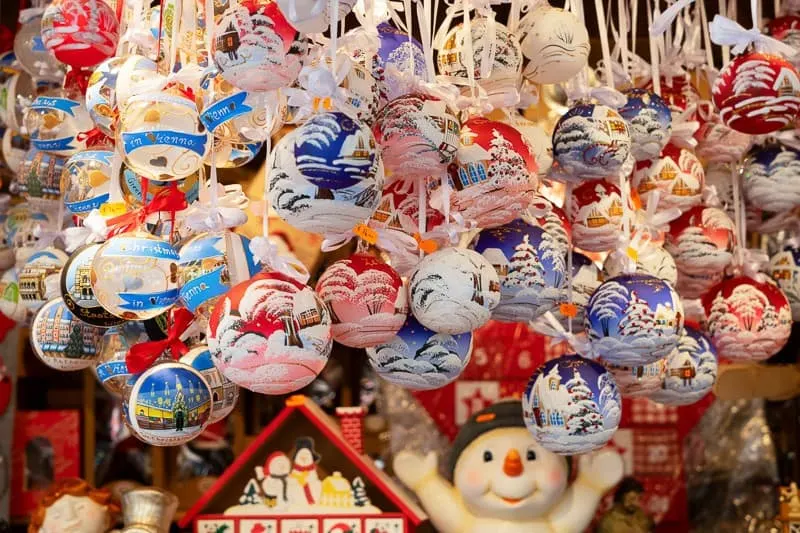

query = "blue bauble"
[742,142,800,213]
[618,88,672,162]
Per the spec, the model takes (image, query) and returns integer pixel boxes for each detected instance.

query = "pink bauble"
[315,253,407,348]
[693,102,751,164]
[665,206,736,277]
[568,179,627,252]
[712,52,800,135]
[702,276,792,362]
[632,142,704,213]
[443,116,538,228]
[41,0,120,69]
[206,272,333,395]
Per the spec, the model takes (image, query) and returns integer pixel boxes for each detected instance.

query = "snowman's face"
[271,455,292,476]
[453,427,568,520]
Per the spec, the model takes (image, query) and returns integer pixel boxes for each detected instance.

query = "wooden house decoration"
[179,395,428,533]
[779,483,800,532]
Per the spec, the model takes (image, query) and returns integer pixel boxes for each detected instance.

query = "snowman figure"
[287,437,323,505]
[255,452,292,508]
[394,400,624,533]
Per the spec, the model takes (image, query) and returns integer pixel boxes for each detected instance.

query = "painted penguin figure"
[394,400,624,533]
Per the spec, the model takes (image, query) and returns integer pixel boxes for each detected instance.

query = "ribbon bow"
[182,183,250,233]
[105,186,188,236]
[670,108,700,150]
[385,63,462,103]
[76,127,112,149]
[62,210,109,252]
[733,247,770,282]
[321,225,419,255]
[609,231,652,275]
[710,15,799,57]
[126,308,195,375]
[564,84,627,109]
[638,190,683,238]
[538,311,595,359]
[703,184,723,208]
[249,236,310,284]
[284,60,352,123]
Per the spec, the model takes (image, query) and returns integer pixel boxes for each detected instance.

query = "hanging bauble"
[0,68,36,131]
[206,271,333,395]
[0,227,13,271]
[373,22,427,101]
[124,361,213,446]
[702,276,792,362]
[85,56,125,137]
[770,245,800,320]
[712,51,800,134]
[180,345,239,424]
[568,179,627,253]
[372,93,459,183]
[665,205,736,277]
[605,358,666,398]
[618,88,672,162]
[30,297,104,371]
[268,117,383,236]
[500,112,552,177]
[61,149,113,218]
[19,247,68,313]
[60,243,125,328]
[368,179,445,237]
[0,269,25,323]
[7,214,55,266]
[25,95,94,156]
[632,142,704,213]
[408,247,500,335]
[275,0,356,33]
[94,322,149,397]
[519,6,590,84]
[742,142,800,213]
[642,76,699,112]
[118,90,208,181]
[211,0,307,93]
[693,103,751,164]
[436,17,522,102]
[1,130,29,175]
[316,253,407,348]
[13,13,65,82]
[41,0,119,69]
[767,15,800,65]
[205,139,262,168]
[119,166,200,208]
[676,270,726,300]
[586,273,684,366]
[199,70,273,144]
[365,313,472,390]
[604,244,678,287]
[16,149,66,202]
[522,354,621,455]
[472,218,569,323]
[552,103,632,179]
[110,54,162,113]
[649,326,717,406]
[444,116,538,229]
[178,232,260,318]
[91,232,180,321]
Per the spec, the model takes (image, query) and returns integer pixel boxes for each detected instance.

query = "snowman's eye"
[526,449,536,461]
[483,450,493,462]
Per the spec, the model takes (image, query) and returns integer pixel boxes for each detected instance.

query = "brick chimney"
[336,406,366,454]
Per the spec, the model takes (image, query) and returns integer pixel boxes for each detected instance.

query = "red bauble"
[643,75,699,111]
[712,51,800,135]
[568,179,627,252]
[316,253,407,349]
[41,0,120,69]
[702,276,792,362]
[666,206,736,277]
[767,15,800,60]
[632,142,704,213]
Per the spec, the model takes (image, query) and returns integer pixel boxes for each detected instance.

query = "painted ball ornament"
[603,244,678,287]
[119,167,200,208]
[519,6,590,84]
[632,142,704,213]
[768,15,800,65]
[180,345,239,424]
[742,142,800,213]
[666,206,736,277]
[373,22,427,101]
[0,68,36,132]
[60,243,125,328]
[30,297,104,371]
[85,56,126,137]
[61,149,113,217]
[17,149,66,202]
[586,273,684,366]
[199,71,272,144]
[90,232,180,321]
[649,326,717,406]
[693,103,751,164]
[712,51,800,135]
[618,89,672,162]
[13,13,65,82]
[2,130,29,176]
[0,269,26,323]
[366,313,472,390]
[643,76,699,112]
[18,247,69,313]
[316,253,407,348]
[41,0,120,69]
[522,354,621,455]
[408,247,500,335]
[275,0,357,33]
[568,179,626,253]
[25,95,94,156]
[703,276,792,362]
[770,245,800,320]
[110,54,162,114]
[500,112,552,177]
[205,139,262,168]
[93,322,149,397]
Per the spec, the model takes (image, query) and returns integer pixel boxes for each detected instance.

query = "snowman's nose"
[503,449,523,477]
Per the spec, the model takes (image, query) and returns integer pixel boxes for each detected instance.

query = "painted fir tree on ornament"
[742,142,800,213]
[618,88,672,162]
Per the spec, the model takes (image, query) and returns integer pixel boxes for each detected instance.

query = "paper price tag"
[559,302,578,318]
[99,202,127,217]
[353,223,378,244]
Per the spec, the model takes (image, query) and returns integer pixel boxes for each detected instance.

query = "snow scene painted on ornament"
[666,206,736,276]
[473,218,569,323]
[207,272,333,395]
[632,143,705,212]
[61,243,124,327]
[523,355,621,455]
[618,88,672,162]
[316,254,407,348]
[743,143,800,212]
[606,358,665,398]
[586,274,684,365]
[650,326,717,406]
[552,103,632,178]
[376,22,427,98]
[369,179,445,236]
[366,313,472,390]
[212,0,305,91]
[408,248,500,335]
[444,117,538,229]
[41,0,118,64]
[770,245,800,320]
[568,179,626,252]
[268,127,384,235]
[702,277,792,362]
[712,52,800,134]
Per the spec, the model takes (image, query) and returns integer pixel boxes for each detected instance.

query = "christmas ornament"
[368,179,445,237]
[275,0,357,33]
[30,297,104,371]
[631,143,704,213]
[199,71,272,144]
[119,168,199,208]
[94,322,149,397]
[586,273,684,366]
[372,22,427,101]
[60,243,125,328]
[85,56,125,137]
[606,358,665,398]
[767,15,800,65]
[770,245,800,320]
[444,116,538,229]
[665,206,736,276]
[180,345,239,424]
[316,253,407,348]
[703,276,792,362]
[41,0,120,69]
[17,149,66,202]
[366,313,471,390]
[519,6,590,84]
[643,76,699,112]
[531,252,602,335]
[552,104,632,179]
[693,103,751,164]
[18,247,68,312]
[712,51,800,135]
[91,232,180,321]
[102,54,162,120]
[61,149,113,217]
[0,269,25,323]
[500,112,552,176]
[649,326,717,406]
[568,179,626,253]
[603,243,678,286]
[124,362,213,446]
[13,13,65,82]
[409,247,500,335]
[0,68,36,132]
[742,142,800,213]
[211,0,307,93]
[618,88,672,162]
[676,270,726,300]
[206,271,333,395]
[25,95,94,156]
[523,354,621,454]
[372,93,459,182]
[1,130,29,176]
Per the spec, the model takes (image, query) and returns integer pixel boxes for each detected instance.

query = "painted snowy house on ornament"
[179,395,428,533]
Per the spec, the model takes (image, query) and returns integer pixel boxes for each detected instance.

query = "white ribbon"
[670,108,700,150]
[183,206,248,233]
[563,84,627,109]
[650,0,696,37]
[283,60,352,123]
[321,226,419,254]
[703,184,723,208]
[420,213,477,245]
[710,14,799,56]
[388,64,462,102]
[609,231,649,275]
[734,247,770,282]
[61,210,109,252]
[249,236,311,284]
[638,190,683,238]
[18,8,44,24]
[538,311,595,358]
[122,27,158,53]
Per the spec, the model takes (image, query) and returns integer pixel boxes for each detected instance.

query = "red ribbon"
[105,185,188,236]
[126,307,195,374]
[64,67,91,96]
[76,127,112,149]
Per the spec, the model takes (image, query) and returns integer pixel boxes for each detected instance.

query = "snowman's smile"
[487,488,536,506]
